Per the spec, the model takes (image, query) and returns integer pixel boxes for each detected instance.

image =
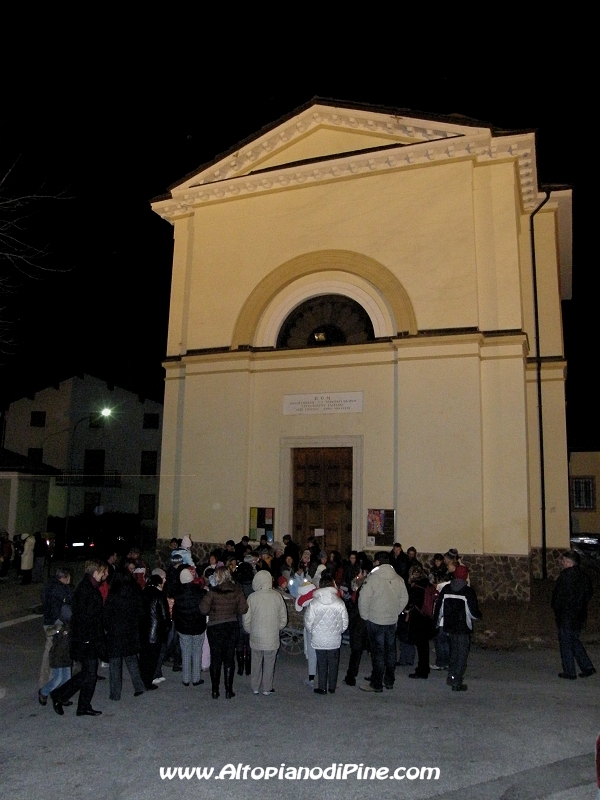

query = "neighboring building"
[0,448,60,537]
[2,375,163,536]
[151,99,572,599]
[570,451,600,535]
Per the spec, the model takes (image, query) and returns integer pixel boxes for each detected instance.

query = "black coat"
[407,578,434,644]
[389,550,409,580]
[69,574,105,661]
[103,575,143,657]
[141,585,170,645]
[551,566,593,629]
[41,577,74,625]
[173,583,207,636]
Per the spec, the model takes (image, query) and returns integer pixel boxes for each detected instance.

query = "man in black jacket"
[50,559,108,717]
[551,550,595,680]
[434,565,481,692]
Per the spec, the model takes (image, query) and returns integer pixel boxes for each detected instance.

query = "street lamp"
[64,409,113,539]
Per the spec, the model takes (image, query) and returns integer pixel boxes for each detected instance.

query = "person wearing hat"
[433,564,481,691]
[171,536,195,567]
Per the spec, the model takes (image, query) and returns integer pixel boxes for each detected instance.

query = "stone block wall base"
[529,547,567,581]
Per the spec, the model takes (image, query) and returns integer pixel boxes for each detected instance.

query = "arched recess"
[231,250,418,349]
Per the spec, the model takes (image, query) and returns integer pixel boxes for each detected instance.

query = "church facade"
[152,100,572,599]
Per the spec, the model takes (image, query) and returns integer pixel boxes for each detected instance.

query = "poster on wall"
[367,509,395,546]
[249,508,275,542]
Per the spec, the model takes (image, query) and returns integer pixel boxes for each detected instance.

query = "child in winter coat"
[304,576,348,695]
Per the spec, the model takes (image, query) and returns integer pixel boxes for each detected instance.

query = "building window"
[141,450,158,476]
[84,492,101,514]
[570,477,596,511]
[83,450,106,486]
[143,413,160,429]
[139,494,156,520]
[30,411,46,427]
[28,448,43,464]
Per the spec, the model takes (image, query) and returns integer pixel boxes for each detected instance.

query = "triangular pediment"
[153,99,542,217]
[169,100,491,192]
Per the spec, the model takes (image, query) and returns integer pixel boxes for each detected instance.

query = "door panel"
[292,448,352,556]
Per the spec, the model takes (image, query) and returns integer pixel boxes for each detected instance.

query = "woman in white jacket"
[304,576,348,695]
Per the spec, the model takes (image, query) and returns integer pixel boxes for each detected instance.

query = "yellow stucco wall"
[570,452,600,534]
[155,112,570,558]
[174,161,482,353]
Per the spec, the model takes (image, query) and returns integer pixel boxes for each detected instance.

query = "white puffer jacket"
[304,587,349,649]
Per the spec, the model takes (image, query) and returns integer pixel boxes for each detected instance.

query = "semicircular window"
[276,294,375,349]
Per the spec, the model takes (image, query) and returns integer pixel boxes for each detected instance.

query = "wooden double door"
[292,447,353,556]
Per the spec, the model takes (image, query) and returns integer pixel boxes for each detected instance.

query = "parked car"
[570,535,600,561]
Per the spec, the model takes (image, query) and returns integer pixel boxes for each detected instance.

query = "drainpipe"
[529,188,551,579]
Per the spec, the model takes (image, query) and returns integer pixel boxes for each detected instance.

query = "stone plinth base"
[529,547,566,580]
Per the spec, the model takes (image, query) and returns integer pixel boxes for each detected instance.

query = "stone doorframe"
[279,436,364,551]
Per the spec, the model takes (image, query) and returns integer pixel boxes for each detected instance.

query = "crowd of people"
[34,535,595,716]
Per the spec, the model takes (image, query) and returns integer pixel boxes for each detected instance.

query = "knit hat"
[277,576,288,587]
[151,568,166,580]
[445,548,459,560]
[302,550,311,560]
[453,565,469,581]
[318,550,327,560]
[179,568,194,584]
[181,536,192,549]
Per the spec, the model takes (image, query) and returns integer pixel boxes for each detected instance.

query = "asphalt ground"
[0,572,598,800]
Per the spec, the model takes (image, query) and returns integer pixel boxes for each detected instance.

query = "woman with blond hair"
[200,566,248,699]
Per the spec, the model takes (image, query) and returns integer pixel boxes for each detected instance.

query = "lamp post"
[63,409,112,540]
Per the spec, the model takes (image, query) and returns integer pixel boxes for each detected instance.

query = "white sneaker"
[430,664,443,670]
[252,690,259,695]
[303,678,314,688]
[152,677,166,685]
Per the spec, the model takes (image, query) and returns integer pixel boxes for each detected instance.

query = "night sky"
[1,58,593,447]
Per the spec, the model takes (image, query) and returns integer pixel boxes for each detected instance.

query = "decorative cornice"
[153,121,539,221]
